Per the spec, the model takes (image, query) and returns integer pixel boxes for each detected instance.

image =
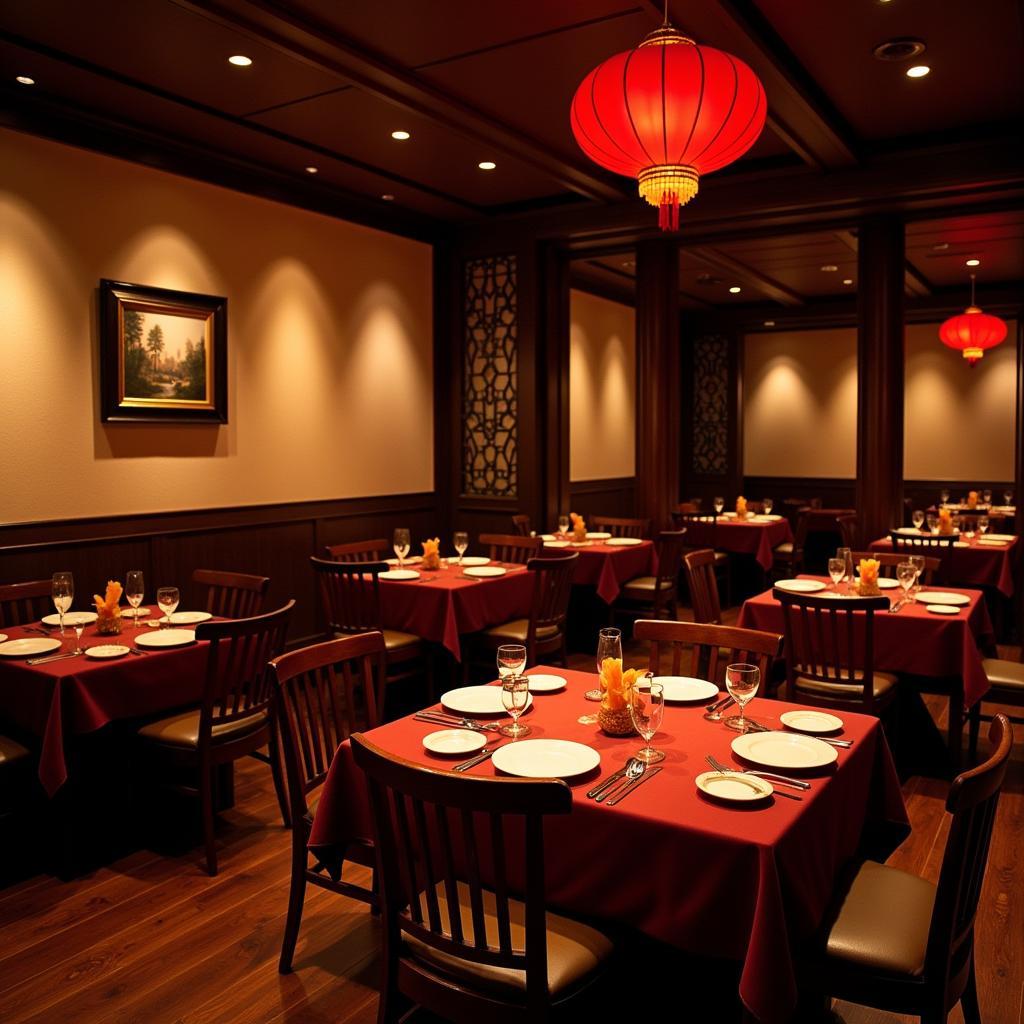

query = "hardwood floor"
[1,622,1021,1024]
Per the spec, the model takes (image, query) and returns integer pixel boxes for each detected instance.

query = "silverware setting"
[705,754,809,795]
[606,765,662,806]
[745,721,852,748]
[703,695,735,721]
[414,711,500,732]
[587,757,640,799]
[888,598,907,614]
[24,626,56,636]
[27,651,80,666]
[454,746,500,772]
[594,758,644,802]
[128,647,150,656]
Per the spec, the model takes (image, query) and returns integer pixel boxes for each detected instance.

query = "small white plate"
[85,644,131,660]
[720,511,738,519]
[893,527,925,536]
[953,541,969,548]
[540,534,558,541]
[606,537,643,546]
[41,611,97,627]
[380,569,421,581]
[984,534,1015,542]
[926,604,960,615]
[544,540,570,549]
[384,555,422,566]
[696,770,773,803]
[164,611,213,625]
[855,576,899,589]
[978,538,1009,546]
[423,729,487,756]
[917,591,970,606]
[654,676,719,702]
[587,531,612,541]
[134,629,197,649]
[732,731,837,770]
[779,709,844,734]
[464,565,506,578]
[775,579,827,594]
[121,607,151,619]
[441,685,533,716]
[526,673,567,693]
[456,556,491,567]
[0,637,61,657]
[492,739,600,780]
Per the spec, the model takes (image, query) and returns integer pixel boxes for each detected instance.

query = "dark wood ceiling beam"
[172,0,627,202]
[689,246,805,306]
[836,228,933,297]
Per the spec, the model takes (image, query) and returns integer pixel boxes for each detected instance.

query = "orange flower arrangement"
[421,537,441,571]
[967,490,979,509]
[938,508,955,535]
[855,558,881,596]
[735,495,748,519]
[93,579,124,635]
[597,657,641,734]
[570,512,588,543]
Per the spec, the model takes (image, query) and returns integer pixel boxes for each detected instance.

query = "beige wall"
[569,289,636,481]
[0,129,433,524]
[904,319,1016,481]
[743,327,858,478]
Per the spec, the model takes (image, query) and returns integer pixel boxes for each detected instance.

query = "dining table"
[309,666,908,1024]
[539,536,657,603]
[682,515,793,571]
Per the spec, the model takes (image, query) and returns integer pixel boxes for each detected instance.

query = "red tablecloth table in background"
[0,620,210,795]
[683,516,793,571]
[869,534,1017,597]
[541,539,657,603]
[310,666,907,1024]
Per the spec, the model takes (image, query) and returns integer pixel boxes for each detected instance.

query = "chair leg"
[967,702,981,763]
[200,761,218,876]
[267,727,291,830]
[961,952,982,1024]
[278,836,309,973]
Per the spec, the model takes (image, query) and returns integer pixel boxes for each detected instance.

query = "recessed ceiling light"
[305,166,318,174]
[729,286,742,294]
[391,130,410,140]
[932,241,950,251]
[478,160,497,170]
[764,320,776,327]
[15,75,35,85]
[820,264,838,272]
[906,65,930,78]
[381,193,395,201]
[873,38,926,62]
[966,258,980,267]
[228,55,253,67]
[843,278,854,285]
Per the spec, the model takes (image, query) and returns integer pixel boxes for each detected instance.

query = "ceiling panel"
[907,211,1024,288]
[717,232,857,297]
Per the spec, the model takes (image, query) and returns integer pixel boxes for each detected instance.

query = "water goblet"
[500,675,531,738]
[156,586,180,628]
[940,488,950,506]
[581,627,620,723]
[828,558,845,591]
[126,569,145,619]
[453,531,469,566]
[557,514,570,536]
[763,497,774,515]
[51,572,73,636]
[393,528,411,568]
[713,496,725,516]
[962,518,975,541]
[978,516,989,536]
[497,644,527,681]
[628,673,665,764]
[908,554,925,599]
[897,562,917,605]
[837,547,854,589]
[723,663,760,733]
[912,509,925,530]
[982,489,992,505]
[1004,490,1013,507]
[926,513,938,534]
[73,622,86,655]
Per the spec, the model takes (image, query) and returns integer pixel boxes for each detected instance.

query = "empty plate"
[0,637,61,658]
[779,709,843,734]
[540,534,558,541]
[85,644,131,659]
[526,673,567,693]
[731,731,837,770]
[385,556,422,566]
[587,532,612,541]
[464,566,506,578]
[654,676,719,702]
[164,611,213,625]
[0,634,6,645]
[606,537,643,546]
[492,739,600,780]
[984,534,1015,542]
[978,538,1009,546]
[893,527,925,535]
[442,685,533,716]
[41,611,97,627]
[775,579,827,594]
[121,607,151,619]
[423,729,487,756]
[544,541,570,548]
[696,771,773,803]
[134,629,197,649]
[380,569,420,581]
[457,556,491,567]
[917,591,970,606]
[926,604,960,615]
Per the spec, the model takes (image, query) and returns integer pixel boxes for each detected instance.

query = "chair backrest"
[889,532,955,584]
[852,550,940,585]
[653,530,688,587]
[324,538,390,562]
[926,715,1012,1003]
[270,631,385,822]
[773,589,889,712]
[511,514,531,537]
[194,601,294,738]
[591,515,649,539]
[836,513,858,550]
[634,619,782,684]
[676,500,702,514]
[0,580,52,628]
[350,732,572,1011]
[672,509,717,544]
[192,569,270,618]
[479,534,543,564]
[310,557,385,636]
[524,554,577,650]
[683,549,723,624]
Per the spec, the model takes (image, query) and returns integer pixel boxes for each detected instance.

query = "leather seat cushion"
[483,619,559,643]
[382,629,421,652]
[404,881,612,998]
[773,542,794,556]
[714,551,729,565]
[982,658,1024,691]
[0,734,29,766]
[621,575,673,593]
[794,670,898,701]
[138,708,267,747]
[826,860,935,977]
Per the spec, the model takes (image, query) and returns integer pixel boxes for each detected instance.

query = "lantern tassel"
[658,190,680,232]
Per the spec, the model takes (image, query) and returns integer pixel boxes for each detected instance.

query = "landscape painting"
[100,280,228,423]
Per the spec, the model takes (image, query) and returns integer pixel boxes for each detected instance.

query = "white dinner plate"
[492,739,600,780]
[120,607,151,619]
[775,578,827,594]
[720,511,738,519]
[0,637,61,657]
[164,611,213,625]
[731,731,838,770]
[544,540,570,549]
[41,611,97,627]
[441,685,533,716]
[984,534,1016,542]
[855,576,899,589]
[653,676,719,703]
[779,709,844,734]
[384,555,422,566]
[953,541,969,548]
[926,604,960,615]
[526,673,567,693]
[760,514,783,521]
[456,556,491,567]
[606,536,643,546]
[893,527,925,536]
[586,531,612,541]
[380,569,421,581]
[0,634,6,645]
[696,770,773,803]
[917,591,970,606]
[978,538,1009,546]
[463,565,506,578]
[85,644,131,660]
[134,628,197,649]
[423,729,487,756]
[540,534,558,541]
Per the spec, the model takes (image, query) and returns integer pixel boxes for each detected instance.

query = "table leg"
[947,680,965,775]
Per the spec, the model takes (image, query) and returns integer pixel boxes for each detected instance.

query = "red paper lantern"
[938,276,1008,366]
[570,21,767,230]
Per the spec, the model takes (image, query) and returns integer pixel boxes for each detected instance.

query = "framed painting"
[99,279,228,423]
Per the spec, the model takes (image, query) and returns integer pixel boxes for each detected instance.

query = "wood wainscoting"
[0,494,439,645]
[740,477,856,517]
[569,477,637,522]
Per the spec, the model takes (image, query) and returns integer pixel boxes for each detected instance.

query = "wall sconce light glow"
[304,166,318,174]
[763,320,776,327]
[906,65,930,78]
[15,75,35,85]
[391,130,410,140]
[381,193,395,201]
[820,264,838,272]
[729,286,742,294]
[478,161,497,170]
[965,258,980,267]
[843,278,854,285]
[228,55,253,67]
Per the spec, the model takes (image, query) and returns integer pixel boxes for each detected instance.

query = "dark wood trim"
[540,244,572,528]
[742,476,857,511]
[690,246,805,307]
[569,269,636,310]
[569,477,637,519]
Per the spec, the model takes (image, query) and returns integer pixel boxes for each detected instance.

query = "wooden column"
[855,216,905,546]
[635,239,681,531]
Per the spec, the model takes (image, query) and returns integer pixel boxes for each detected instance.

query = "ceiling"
[1,0,1020,238]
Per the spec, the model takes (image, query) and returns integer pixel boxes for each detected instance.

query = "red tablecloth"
[310,667,907,1024]
[869,535,1017,597]
[541,540,657,602]
[738,579,995,708]
[683,517,793,570]
[0,620,210,796]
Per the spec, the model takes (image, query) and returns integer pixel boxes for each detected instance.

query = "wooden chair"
[613,530,688,623]
[591,515,649,539]
[137,601,294,875]
[813,714,1012,1024]
[310,557,430,709]
[888,532,957,585]
[683,549,723,625]
[192,568,270,618]
[0,580,53,627]
[350,732,615,1024]
[511,514,531,537]
[323,538,390,562]
[479,534,543,565]
[672,510,731,604]
[773,589,897,716]
[837,513,858,550]
[271,632,384,974]
[771,507,809,578]
[852,551,941,585]
[971,590,1024,756]
[0,733,31,821]
[634,619,782,688]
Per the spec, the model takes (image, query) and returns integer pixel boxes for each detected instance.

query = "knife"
[415,713,500,732]
[27,651,79,666]
[586,760,634,799]
[747,722,852,749]
[606,766,662,806]
[454,746,500,772]
[888,598,906,614]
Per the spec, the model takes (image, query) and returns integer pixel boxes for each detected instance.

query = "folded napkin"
[93,580,123,618]
[421,537,441,570]
[570,512,587,542]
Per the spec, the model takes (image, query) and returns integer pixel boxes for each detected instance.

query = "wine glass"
[51,572,73,636]
[500,675,531,738]
[1004,490,1013,507]
[897,561,917,604]
[557,514,570,536]
[962,517,976,541]
[713,496,725,516]
[763,497,773,515]
[723,663,760,733]
[453,531,469,566]
[912,509,925,530]
[393,527,411,568]
[982,489,992,506]
[126,569,144,619]
[940,488,950,506]
[978,516,990,536]
[828,557,845,591]
[908,554,925,599]
[156,586,180,627]
[926,513,938,534]
[628,673,665,764]
[837,547,854,589]
[497,644,527,681]
[589,627,621,702]
[72,621,86,655]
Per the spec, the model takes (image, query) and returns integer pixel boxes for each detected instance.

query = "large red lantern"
[570,18,767,230]
[938,275,1007,366]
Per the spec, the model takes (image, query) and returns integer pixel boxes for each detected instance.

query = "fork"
[745,720,852,748]
[414,712,501,732]
[587,757,640,800]
[594,759,644,802]
[706,754,810,792]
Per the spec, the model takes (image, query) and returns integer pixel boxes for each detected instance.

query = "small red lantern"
[570,16,767,230]
[938,275,1008,366]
